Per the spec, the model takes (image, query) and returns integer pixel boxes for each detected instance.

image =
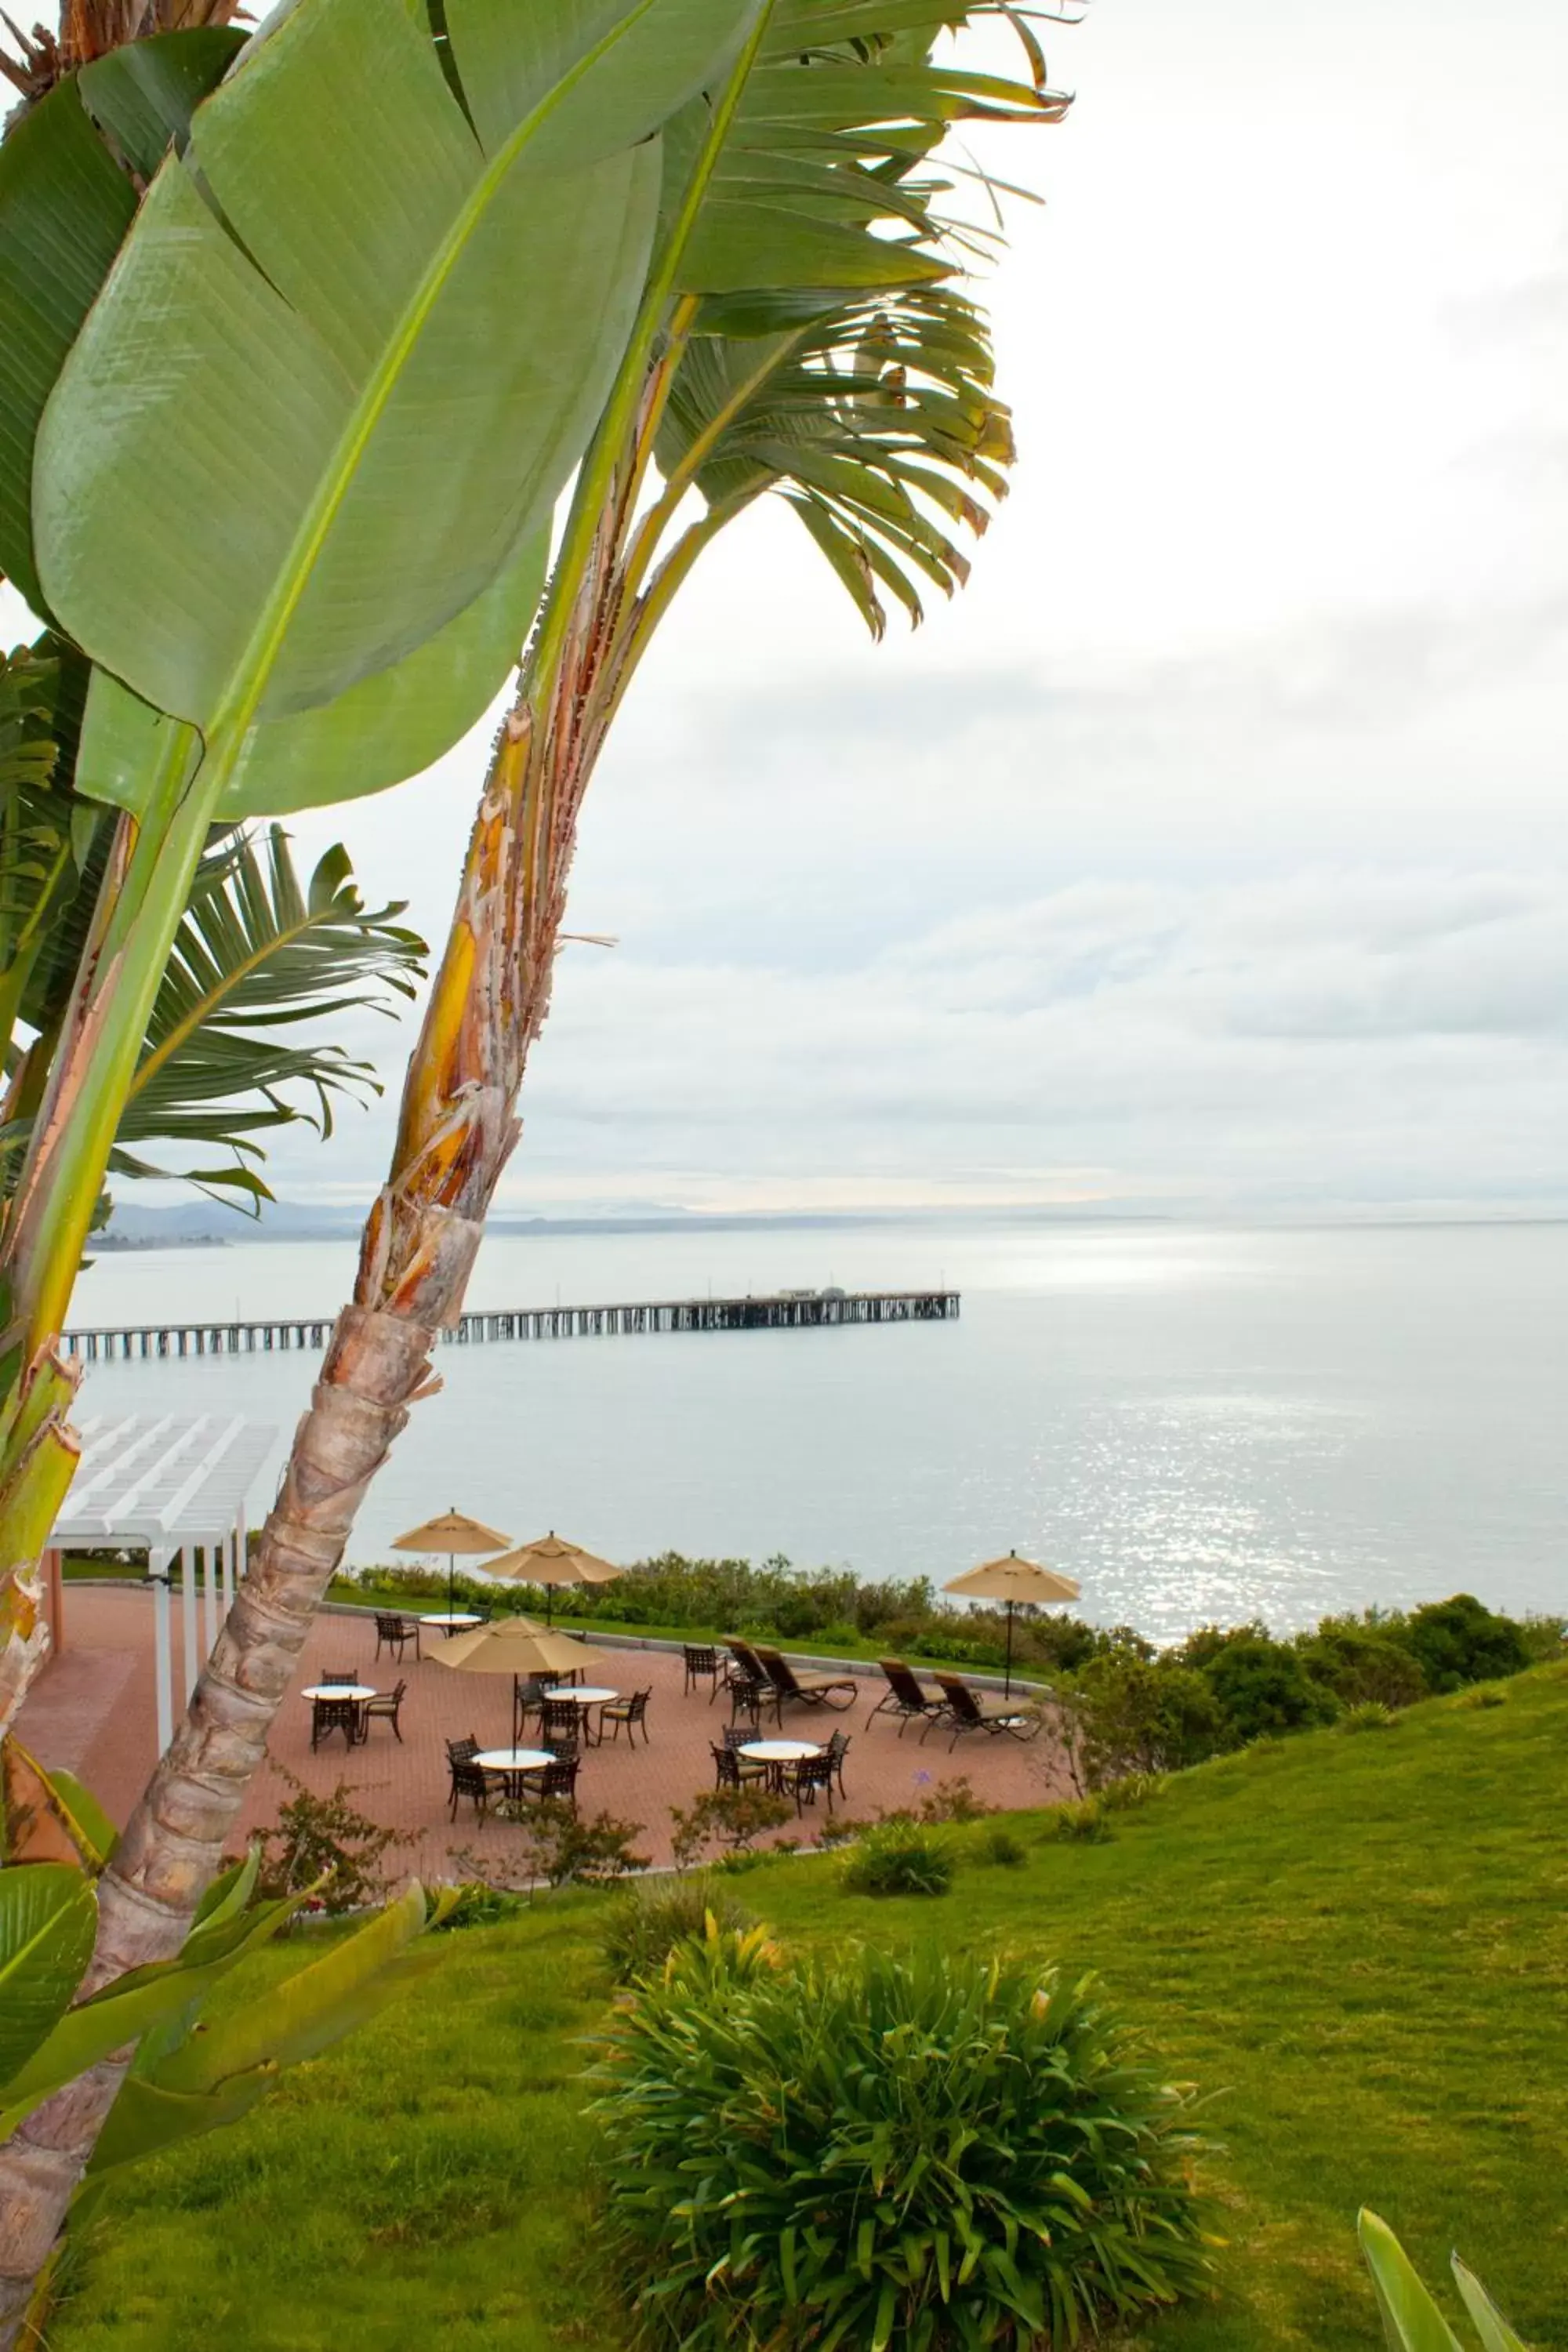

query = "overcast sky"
[9,0,1568,1218]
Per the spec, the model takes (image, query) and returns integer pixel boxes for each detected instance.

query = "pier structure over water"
[62,1287,960,1364]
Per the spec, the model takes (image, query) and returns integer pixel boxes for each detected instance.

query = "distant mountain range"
[96,1198,1174,1248]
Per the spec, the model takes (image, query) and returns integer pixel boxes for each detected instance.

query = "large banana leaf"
[0,31,247,614]
[34,0,764,821]
[1357,2212,1526,2352]
[0,1861,96,2089]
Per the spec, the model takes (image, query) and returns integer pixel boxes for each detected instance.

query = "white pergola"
[51,1414,278,1749]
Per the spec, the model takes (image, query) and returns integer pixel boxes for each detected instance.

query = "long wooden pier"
[62,1287,960,1363]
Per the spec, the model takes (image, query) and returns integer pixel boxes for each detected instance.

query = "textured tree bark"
[0,650,599,2335]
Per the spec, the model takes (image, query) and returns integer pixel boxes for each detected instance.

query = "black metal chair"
[683,1644,722,1700]
[527,1755,580,1813]
[825,1728,851,1798]
[600,1688,651,1747]
[539,1697,583,1748]
[374,1613,421,1664]
[713,1734,768,1788]
[784,1751,835,1815]
[447,1755,495,1821]
[360,1679,407,1743]
[321,1669,360,1686]
[310,1694,361,1752]
[446,1733,480,1764]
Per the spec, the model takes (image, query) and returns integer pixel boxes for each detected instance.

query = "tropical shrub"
[601,1875,755,1984]
[668,1787,793,1869]
[252,1769,410,1914]
[1198,1636,1341,1744]
[972,1823,1028,1868]
[592,1941,1215,2349]
[1340,1701,1400,1733]
[1098,1769,1169,1812]
[1388,1595,1531,1693]
[1057,1653,1225,1788]
[840,1818,953,1896]
[1047,1796,1113,1844]
[1358,2208,1528,2349]
[1298,1622,1429,1709]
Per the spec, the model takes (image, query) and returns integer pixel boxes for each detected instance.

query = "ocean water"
[67,1218,1566,1642]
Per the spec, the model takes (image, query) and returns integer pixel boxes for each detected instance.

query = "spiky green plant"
[592,1940,1216,2349]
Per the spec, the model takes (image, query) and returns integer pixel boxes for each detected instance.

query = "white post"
[180,1544,198,1697]
[235,1504,247,1591]
[223,1521,237,1613]
[151,1550,173,1753]
[203,1537,220,1653]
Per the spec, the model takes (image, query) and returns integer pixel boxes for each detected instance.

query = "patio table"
[473,1745,554,1809]
[739,1737,823,1795]
[302,1683,376,1751]
[420,1612,484,1635]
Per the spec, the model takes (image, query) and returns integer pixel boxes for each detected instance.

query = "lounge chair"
[923,1673,1040,1752]
[753,1645,858,1715]
[868,1657,948,1737]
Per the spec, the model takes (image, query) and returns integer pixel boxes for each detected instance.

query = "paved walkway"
[16,1588,1069,1878]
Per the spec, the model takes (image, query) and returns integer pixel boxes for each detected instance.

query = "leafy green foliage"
[839,1816,953,1895]
[1046,1795,1112,1845]
[0,644,426,1209]
[340,1548,1115,1672]
[34,0,757,819]
[592,1940,1215,2350]
[1184,1633,1340,1744]
[1341,1701,1400,1734]
[1358,2209,1528,2351]
[252,1770,411,1915]
[971,1823,1026,1868]
[1388,1595,1531,1695]
[668,1785,793,1867]
[111,826,426,1196]
[601,1874,756,1983]
[1057,1653,1225,1789]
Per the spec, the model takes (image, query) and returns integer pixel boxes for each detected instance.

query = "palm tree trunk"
[0,616,599,2336]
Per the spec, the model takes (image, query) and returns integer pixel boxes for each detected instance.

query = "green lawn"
[51,1670,1568,2350]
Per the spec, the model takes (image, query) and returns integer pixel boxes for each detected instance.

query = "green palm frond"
[655,284,1012,637]
[114,826,426,1201]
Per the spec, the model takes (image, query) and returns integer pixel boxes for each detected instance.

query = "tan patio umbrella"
[485,1530,622,1624]
[944,1550,1081,1697]
[429,1616,613,1742]
[391,1507,510,1619]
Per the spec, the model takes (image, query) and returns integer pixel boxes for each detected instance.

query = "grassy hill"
[51,1668,1568,2351]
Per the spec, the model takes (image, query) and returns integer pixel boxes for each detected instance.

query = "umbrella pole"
[447,1552,456,1618]
[1004,1602,1015,1700]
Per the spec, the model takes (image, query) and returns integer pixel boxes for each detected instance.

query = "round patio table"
[473,1745,554,1810]
[420,1611,484,1635]
[542,1684,618,1745]
[301,1684,376,1702]
[739,1737,822,1795]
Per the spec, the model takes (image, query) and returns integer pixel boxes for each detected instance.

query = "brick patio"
[16,1587,1070,1878]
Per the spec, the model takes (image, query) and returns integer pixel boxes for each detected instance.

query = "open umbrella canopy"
[484,1530,621,1621]
[944,1551,1080,1697]
[428,1617,614,1744]
[427,1620,609,1680]
[391,1507,510,1617]
[944,1552,1080,1606]
[392,1510,511,1555]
